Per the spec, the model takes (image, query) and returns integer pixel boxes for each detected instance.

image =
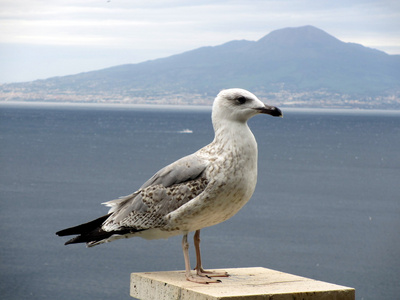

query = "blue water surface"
[0,103,399,299]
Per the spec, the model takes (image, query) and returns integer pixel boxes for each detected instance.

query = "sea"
[0,102,399,300]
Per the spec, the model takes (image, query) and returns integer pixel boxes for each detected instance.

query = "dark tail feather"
[56,214,116,246]
[56,213,142,246]
[63,228,122,246]
[56,214,111,237]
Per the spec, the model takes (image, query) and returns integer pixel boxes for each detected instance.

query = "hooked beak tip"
[257,105,283,117]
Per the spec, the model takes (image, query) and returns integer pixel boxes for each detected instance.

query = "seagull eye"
[236,96,247,105]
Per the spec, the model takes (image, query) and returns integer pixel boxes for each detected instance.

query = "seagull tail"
[56,214,116,246]
[56,213,143,246]
[56,214,111,237]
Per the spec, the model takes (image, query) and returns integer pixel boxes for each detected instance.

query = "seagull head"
[212,88,283,124]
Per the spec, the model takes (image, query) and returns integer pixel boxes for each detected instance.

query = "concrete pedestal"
[130,267,355,300]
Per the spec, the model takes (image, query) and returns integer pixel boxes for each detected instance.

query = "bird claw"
[195,267,230,278]
[186,275,222,284]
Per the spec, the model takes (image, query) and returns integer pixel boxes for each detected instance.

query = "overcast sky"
[1,0,399,83]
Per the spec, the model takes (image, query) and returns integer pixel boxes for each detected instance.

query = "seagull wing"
[102,153,208,229]
[140,153,207,189]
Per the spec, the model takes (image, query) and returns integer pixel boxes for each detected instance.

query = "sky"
[1,0,399,83]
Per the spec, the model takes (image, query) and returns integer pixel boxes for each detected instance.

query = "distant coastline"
[0,89,399,110]
[2,100,400,116]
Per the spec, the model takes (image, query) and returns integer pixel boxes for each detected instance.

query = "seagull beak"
[256,104,283,118]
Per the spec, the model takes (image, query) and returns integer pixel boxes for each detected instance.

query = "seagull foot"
[186,274,222,284]
[195,267,230,278]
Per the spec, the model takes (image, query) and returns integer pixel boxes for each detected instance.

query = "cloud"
[2,0,399,49]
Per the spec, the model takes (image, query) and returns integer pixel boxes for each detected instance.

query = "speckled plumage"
[56,88,282,283]
[102,176,209,233]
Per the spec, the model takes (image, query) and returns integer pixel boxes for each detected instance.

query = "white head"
[212,88,282,125]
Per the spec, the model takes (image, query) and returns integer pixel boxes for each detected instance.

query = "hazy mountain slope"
[1,25,399,107]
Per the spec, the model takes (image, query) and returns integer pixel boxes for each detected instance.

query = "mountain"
[1,25,400,108]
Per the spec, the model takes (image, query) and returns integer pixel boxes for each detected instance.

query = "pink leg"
[181,234,221,284]
[193,230,229,278]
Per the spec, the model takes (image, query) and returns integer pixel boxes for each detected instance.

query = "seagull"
[56,88,282,284]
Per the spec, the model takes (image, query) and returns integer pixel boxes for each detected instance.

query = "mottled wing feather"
[103,176,208,231]
[102,153,208,231]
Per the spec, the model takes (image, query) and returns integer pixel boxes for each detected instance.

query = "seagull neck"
[212,119,253,145]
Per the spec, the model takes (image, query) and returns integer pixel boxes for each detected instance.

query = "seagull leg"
[193,230,229,278]
[182,234,221,284]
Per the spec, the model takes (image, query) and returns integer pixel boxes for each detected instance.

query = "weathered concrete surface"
[130,267,355,300]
